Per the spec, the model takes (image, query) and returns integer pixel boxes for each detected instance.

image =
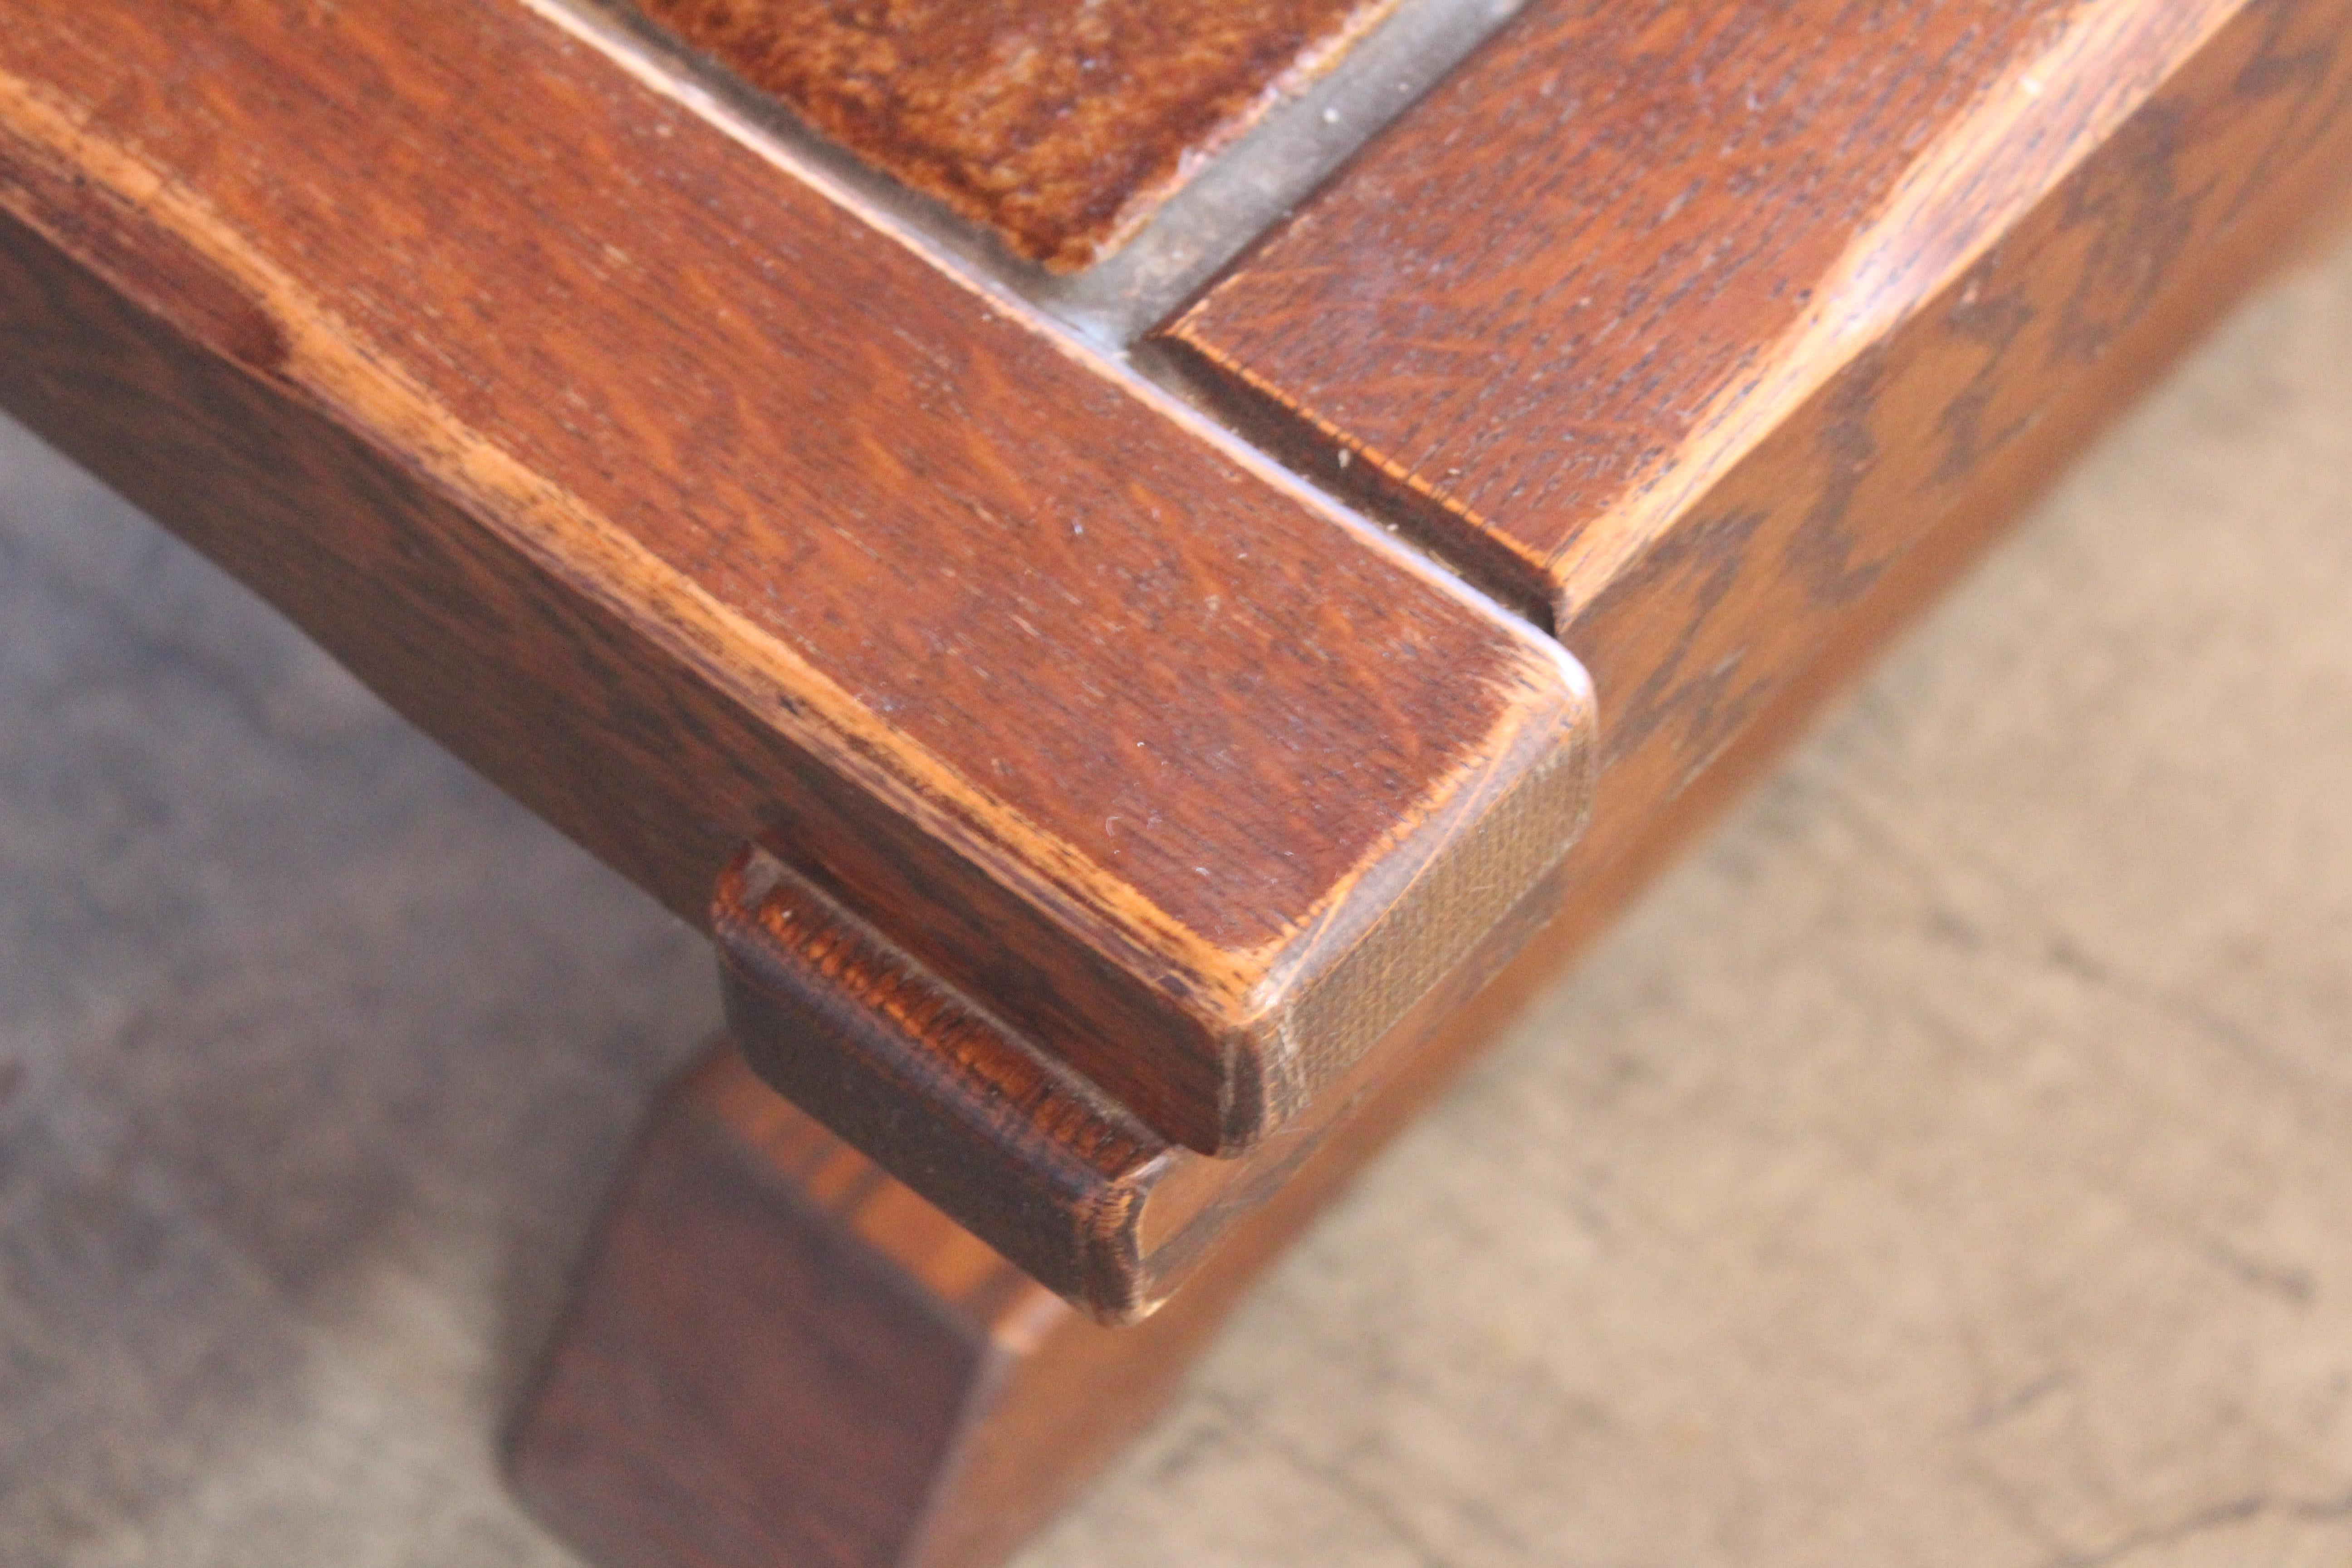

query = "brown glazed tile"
[632,0,1398,270]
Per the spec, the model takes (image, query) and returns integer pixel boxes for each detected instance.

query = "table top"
[0,0,1595,1163]
[5,0,2346,1318]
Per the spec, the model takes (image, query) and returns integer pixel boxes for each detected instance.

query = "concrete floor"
[2,230,2349,1567]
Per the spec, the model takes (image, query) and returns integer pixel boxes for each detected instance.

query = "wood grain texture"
[1166,0,2352,872]
[515,109,2352,1561]
[0,0,1595,1156]
[715,847,1167,1318]
[507,1049,1026,1568]
[510,1047,1205,1568]
[688,0,2352,1320]
[715,843,1563,1320]
[627,0,1403,270]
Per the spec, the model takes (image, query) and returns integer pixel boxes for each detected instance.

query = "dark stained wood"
[710,0,2352,1295]
[1165,0,2352,876]
[19,0,2349,1558]
[715,842,1564,1320]
[0,0,1595,1156]
[628,0,1404,270]
[515,1043,1540,1568]
[514,104,2352,1559]
[1167,0,2069,609]
[720,0,2352,1321]
[701,0,2352,1316]
[715,846,1167,1318]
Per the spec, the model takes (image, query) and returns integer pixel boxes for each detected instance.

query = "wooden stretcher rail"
[714,843,1564,1321]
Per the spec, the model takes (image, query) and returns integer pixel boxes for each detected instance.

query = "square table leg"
[506,1044,1220,1568]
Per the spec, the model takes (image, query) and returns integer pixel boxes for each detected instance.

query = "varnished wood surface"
[9,0,2344,1557]
[0,0,1595,1156]
[628,0,1402,270]
[1166,0,2352,886]
[513,1044,1390,1568]
[700,0,2352,1318]
[715,842,1563,1319]
[716,846,1166,1318]
[513,101,2352,1558]
[1166,0,2072,610]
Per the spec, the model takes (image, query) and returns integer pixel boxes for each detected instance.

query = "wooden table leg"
[505,1045,1212,1568]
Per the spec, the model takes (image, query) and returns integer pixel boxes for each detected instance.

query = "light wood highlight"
[1165,0,2352,875]
[0,0,1593,1156]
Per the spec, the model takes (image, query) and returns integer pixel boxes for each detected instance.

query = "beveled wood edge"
[508,91,2352,1568]
[0,42,1597,1155]
[716,848,1169,1323]
[1154,0,2253,626]
[1232,651,1592,1134]
[1541,0,2246,617]
[715,833,1578,1321]
[1148,330,1565,628]
[1154,0,2352,897]
[704,0,2352,1316]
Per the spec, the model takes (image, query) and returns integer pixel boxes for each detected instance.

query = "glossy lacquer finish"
[0,0,1592,1156]
[1168,0,2352,875]
[12,2,2352,1566]
[701,0,2352,1322]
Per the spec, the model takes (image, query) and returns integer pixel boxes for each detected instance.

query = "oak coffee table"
[3,1,2347,1564]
